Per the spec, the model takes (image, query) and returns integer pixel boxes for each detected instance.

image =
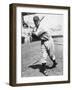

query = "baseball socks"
[50,55,57,68]
[52,60,57,68]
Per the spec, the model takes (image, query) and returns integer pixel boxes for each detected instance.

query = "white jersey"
[34,16,51,40]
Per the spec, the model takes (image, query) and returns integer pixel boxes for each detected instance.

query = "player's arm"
[33,28,44,36]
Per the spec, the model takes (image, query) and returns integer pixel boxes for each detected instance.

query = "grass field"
[21,37,63,77]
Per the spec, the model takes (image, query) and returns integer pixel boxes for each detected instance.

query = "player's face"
[34,20,39,28]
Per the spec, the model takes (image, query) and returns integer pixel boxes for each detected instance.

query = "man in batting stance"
[32,16,57,76]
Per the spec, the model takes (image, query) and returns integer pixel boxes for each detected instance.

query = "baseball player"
[32,16,57,76]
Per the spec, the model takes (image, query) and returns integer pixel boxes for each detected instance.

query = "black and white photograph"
[9,4,70,86]
[21,13,63,77]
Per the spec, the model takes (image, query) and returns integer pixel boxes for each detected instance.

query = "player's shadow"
[28,64,54,74]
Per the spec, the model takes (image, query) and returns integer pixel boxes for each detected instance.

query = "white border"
[16,7,68,83]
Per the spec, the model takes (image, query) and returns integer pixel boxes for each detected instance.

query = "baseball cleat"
[41,63,48,76]
[43,70,48,76]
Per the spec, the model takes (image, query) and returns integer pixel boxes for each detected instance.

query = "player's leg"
[41,44,47,64]
[44,38,57,67]
[49,38,57,67]
[48,51,57,68]
[40,43,48,76]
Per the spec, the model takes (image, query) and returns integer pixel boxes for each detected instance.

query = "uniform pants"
[40,38,55,63]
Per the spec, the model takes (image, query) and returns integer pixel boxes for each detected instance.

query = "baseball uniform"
[33,16,56,64]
